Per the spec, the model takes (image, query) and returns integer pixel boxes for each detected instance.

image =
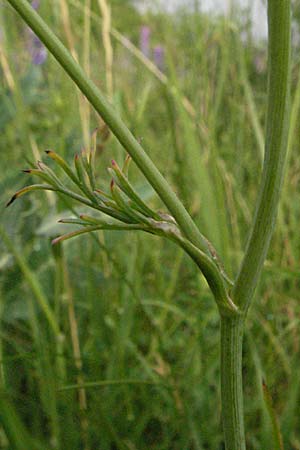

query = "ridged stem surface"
[221,2,291,449]
[221,316,245,450]
[233,0,291,312]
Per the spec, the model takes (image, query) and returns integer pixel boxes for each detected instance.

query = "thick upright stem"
[221,2,291,449]
[233,0,291,312]
[221,316,245,450]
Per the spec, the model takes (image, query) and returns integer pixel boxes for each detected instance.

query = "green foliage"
[0,1,299,449]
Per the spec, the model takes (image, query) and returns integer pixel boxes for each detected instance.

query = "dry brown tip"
[6,194,17,207]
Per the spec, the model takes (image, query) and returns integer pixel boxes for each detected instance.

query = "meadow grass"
[0,1,300,449]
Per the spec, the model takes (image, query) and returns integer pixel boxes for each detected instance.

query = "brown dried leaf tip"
[6,194,17,207]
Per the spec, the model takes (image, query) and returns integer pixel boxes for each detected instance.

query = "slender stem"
[233,0,291,312]
[221,3,291,449]
[173,234,238,314]
[5,0,234,312]
[5,2,291,449]
[221,316,245,450]
[5,0,206,255]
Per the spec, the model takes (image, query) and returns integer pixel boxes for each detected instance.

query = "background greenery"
[0,1,300,448]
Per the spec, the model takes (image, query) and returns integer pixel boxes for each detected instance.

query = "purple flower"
[140,26,151,57]
[28,0,47,66]
[153,45,165,71]
[29,34,47,65]
[31,0,40,9]
[26,1,47,65]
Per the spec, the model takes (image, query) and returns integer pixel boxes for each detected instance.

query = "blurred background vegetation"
[0,0,300,449]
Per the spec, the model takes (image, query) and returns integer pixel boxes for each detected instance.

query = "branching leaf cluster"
[7,136,238,315]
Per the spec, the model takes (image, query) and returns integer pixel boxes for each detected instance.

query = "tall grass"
[0,1,300,449]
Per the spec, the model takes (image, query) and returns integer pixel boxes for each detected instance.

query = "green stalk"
[5,0,232,311]
[221,316,245,450]
[221,2,291,449]
[5,0,205,254]
[233,0,291,312]
[5,1,291,448]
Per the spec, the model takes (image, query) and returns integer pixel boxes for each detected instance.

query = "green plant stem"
[5,0,233,312]
[221,2,291,449]
[5,0,205,254]
[5,2,291,449]
[221,316,245,450]
[233,0,291,312]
